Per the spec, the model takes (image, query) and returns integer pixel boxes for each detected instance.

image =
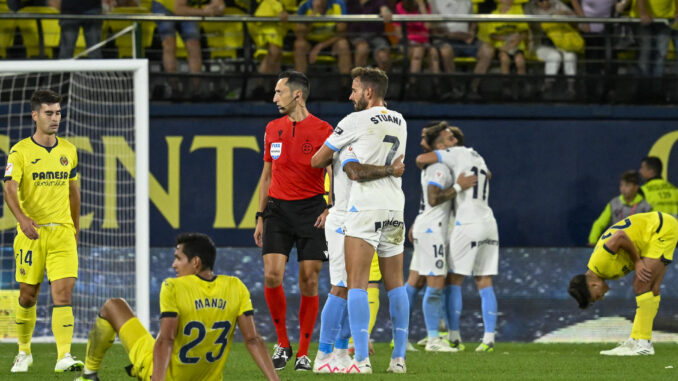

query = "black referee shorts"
[262,194,328,262]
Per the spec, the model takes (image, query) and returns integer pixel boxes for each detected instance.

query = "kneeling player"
[76,233,278,381]
[569,212,678,355]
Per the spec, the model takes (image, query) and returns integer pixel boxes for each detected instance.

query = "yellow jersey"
[3,136,78,227]
[588,212,676,280]
[159,274,254,381]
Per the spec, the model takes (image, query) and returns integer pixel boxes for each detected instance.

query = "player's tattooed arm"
[427,172,477,206]
[344,154,404,182]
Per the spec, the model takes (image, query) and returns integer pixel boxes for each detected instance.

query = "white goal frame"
[0,59,150,329]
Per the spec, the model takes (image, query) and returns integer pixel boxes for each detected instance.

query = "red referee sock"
[265,285,290,348]
[297,294,319,358]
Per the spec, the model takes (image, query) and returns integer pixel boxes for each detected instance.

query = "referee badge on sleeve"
[271,142,282,160]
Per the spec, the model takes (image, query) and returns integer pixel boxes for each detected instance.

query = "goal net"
[0,60,149,340]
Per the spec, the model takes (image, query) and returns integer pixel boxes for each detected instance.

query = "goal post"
[0,59,150,336]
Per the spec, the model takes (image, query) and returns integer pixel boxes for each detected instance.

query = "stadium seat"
[200,7,246,59]
[103,6,155,58]
[0,0,15,58]
[16,6,60,58]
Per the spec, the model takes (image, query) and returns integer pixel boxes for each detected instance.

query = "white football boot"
[11,351,33,373]
[386,357,407,374]
[425,337,459,352]
[54,353,84,372]
[600,339,654,356]
[346,357,372,374]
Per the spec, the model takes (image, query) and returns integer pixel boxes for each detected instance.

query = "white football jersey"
[415,162,453,233]
[329,146,357,215]
[325,106,407,211]
[436,146,494,223]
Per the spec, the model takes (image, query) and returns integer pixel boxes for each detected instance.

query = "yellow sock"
[52,305,74,360]
[630,292,660,341]
[16,301,36,355]
[84,316,116,372]
[367,286,380,335]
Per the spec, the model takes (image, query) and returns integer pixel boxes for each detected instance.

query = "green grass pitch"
[1,342,677,380]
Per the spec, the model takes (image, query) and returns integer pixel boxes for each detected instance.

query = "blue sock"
[335,306,350,350]
[318,294,346,354]
[405,283,419,318]
[423,287,443,338]
[347,289,370,361]
[479,286,497,334]
[445,285,462,331]
[439,294,447,331]
[388,286,409,359]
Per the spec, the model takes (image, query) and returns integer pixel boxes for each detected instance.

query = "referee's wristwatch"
[255,211,264,223]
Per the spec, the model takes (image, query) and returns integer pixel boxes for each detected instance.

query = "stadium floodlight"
[0,59,150,339]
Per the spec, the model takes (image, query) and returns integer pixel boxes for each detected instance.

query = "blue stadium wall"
[143,102,678,247]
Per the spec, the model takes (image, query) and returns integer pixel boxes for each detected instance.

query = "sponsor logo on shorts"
[271,142,282,159]
[470,239,499,248]
[436,259,444,269]
[374,219,404,232]
[20,268,25,276]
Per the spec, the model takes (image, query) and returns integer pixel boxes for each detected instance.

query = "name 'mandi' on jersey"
[194,297,227,311]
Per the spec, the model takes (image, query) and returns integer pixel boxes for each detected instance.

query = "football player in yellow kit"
[569,212,677,356]
[76,233,278,381]
[4,89,83,373]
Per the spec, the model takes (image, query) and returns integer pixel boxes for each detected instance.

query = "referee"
[253,71,333,371]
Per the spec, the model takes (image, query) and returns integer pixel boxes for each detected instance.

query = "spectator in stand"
[394,0,440,89]
[294,0,352,74]
[58,0,103,59]
[569,0,615,97]
[621,0,676,77]
[524,0,580,99]
[346,0,394,72]
[639,156,678,217]
[588,170,652,246]
[250,0,297,79]
[429,0,479,75]
[7,0,59,11]
[471,0,529,97]
[151,0,225,95]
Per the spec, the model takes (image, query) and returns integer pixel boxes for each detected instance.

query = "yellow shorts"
[14,223,77,285]
[120,317,154,381]
[644,213,678,262]
[368,252,382,283]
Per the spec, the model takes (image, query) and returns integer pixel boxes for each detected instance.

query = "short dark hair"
[641,156,662,176]
[568,274,591,309]
[279,70,310,101]
[351,67,388,99]
[176,233,216,271]
[422,121,448,149]
[30,89,62,111]
[620,170,641,185]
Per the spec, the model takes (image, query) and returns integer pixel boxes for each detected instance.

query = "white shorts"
[325,212,347,287]
[448,220,499,276]
[412,226,447,277]
[344,210,404,258]
[409,247,421,273]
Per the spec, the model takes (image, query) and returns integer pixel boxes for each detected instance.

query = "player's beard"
[353,94,368,111]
